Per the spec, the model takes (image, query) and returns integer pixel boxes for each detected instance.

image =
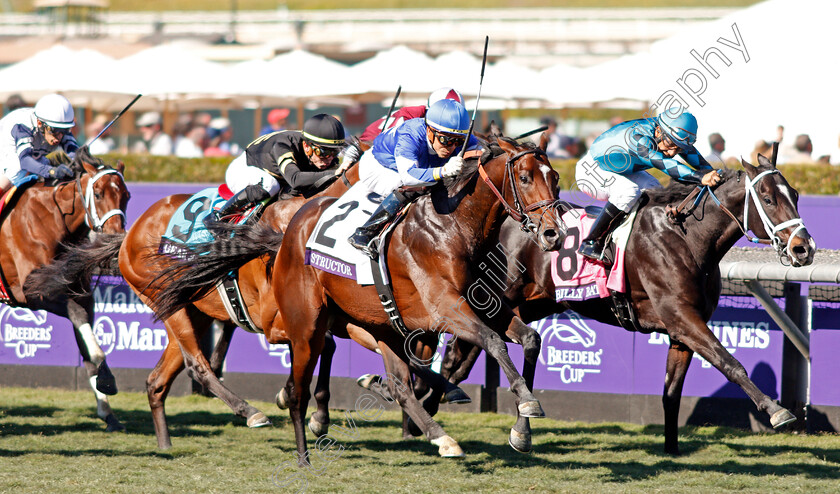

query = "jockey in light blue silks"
[574,108,722,262]
[348,98,482,259]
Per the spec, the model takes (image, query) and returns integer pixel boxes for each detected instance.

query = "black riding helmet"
[302,114,345,149]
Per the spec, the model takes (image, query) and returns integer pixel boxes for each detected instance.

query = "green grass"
[1,386,839,493]
[14,0,762,13]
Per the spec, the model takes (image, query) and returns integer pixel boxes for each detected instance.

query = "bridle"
[669,169,806,265]
[74,167,127,232]
[477,147,562,236]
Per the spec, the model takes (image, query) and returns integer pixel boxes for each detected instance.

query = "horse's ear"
[490,120,503,138]
[115,160,125,175]
[756,153,775,169]
[81,160,98,175]
[497,137,516,154]
[538,131,548,152]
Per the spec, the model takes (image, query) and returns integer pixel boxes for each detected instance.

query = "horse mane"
[70,145,107,173]
[441,136,517,192]
[644,168,740,205]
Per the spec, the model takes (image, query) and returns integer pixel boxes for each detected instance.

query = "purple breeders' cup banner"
[502,312,634,393]
[91,277,170,369]
[224,330,352,377]
[634,299,783,399]
[809,301,840,406]
[0,306,80,366]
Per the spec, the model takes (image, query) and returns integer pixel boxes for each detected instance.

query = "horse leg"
[209,321,236,381]
[422,338,481,416]
[308,331,336,437]
[284,325,328,467]
[147,336,186,449]
[663,338,693,455]
[64,296,124,432]
[504,320,541,454]
[669,313,795,428]
[378,341,464,458]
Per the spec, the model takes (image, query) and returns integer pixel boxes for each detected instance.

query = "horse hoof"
[275,389,289,410]
[356,374,380,389]
[442,388,471,405]
[431,435,465,458]
[771,408,797,428]
[518,400,545,418]
[247,412,271,428]
[508,428,532,453]
[104,414,125,433]
[95,363,118,396]
[308,416,329,437]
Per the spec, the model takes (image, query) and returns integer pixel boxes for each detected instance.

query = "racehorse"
[147,136,564,461]
[418,154,816,454]
[5,146,130,431]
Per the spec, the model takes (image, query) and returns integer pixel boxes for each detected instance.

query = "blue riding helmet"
[657,109,698,151]
[425,99,470,135]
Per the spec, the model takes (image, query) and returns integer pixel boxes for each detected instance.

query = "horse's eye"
[95,192,104,200]
[763,197,772,205]
[519,175,529,184]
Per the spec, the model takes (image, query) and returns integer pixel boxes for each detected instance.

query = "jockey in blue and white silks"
[349,98,481,258]
[0,93,78,195]
[574,109,721,262]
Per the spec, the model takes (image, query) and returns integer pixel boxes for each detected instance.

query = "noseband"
[74,167,127,232]
[477,148,560,235]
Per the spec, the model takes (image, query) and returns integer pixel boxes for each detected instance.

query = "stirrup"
[349,234,379,259]
[577,240,605,262]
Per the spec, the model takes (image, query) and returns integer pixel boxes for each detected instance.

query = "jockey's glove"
[50,164,74,180]
[440,156,465,178]
[342,143,362,165]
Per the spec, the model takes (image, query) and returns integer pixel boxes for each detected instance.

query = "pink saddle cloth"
[550,208,628,302]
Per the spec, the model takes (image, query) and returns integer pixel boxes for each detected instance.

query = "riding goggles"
[310,143,340,158]
[434,131,466,147]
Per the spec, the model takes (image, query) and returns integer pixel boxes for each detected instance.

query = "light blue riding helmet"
[425,99,470,135]
[657,109,698,151]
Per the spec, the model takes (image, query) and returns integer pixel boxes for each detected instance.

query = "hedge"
[103,154,840,195]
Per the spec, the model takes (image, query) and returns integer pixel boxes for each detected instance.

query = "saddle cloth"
[550,205,638,302]
[304,182,384,285]
[159,185,244,257]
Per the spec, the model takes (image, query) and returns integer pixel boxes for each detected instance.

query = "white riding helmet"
[34,94,75,129]
[427,87,464,108]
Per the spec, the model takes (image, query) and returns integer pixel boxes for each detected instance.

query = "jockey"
[208,113,356,227]
[0,93,78,195]
[574,108,721,262]
[359,87,464,145]
[348,98,481,258]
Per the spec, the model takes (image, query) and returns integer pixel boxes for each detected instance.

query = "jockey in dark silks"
[0,93,78,195]
[574,109,722,262]
[207,113,360,229]
[348,98,481,259]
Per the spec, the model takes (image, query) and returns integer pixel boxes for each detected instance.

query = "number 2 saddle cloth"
[551,205,638,302]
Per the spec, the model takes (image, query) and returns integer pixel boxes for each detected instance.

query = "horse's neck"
[683,181,749,267]
[446,158,510,248]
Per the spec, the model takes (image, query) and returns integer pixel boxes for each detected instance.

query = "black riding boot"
[577,202,626,262]
[204,184,270,235]
[348,191,409,259]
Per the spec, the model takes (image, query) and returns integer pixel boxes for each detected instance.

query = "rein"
[476,147,558,234]
[74,167,127,232]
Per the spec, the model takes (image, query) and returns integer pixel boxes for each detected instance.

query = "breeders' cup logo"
[258,335,291,368]
[531,311,602,384]
[0,306,52,359]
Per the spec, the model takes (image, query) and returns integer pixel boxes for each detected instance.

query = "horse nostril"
[792,245,807,256]
[543,229,557,239]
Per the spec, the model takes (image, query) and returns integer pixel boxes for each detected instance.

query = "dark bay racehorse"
[6,147,130,431]
[420,155,815,454]
[147,136,564,460]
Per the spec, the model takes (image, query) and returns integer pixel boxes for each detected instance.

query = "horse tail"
[24,233,125,299]
[146,221,284,321]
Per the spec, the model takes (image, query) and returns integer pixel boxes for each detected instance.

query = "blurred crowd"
[5,93,840,166]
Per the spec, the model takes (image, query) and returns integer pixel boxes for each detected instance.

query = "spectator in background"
[539,116,573,160]
[204,117,241,157]
[172,113,204,158]
[260,108,290,136]
[779,134,815,165]
[705,132,726,166]
[85,113,115,155]
[132,111,172,156]
[751,139,772,165]
[4,94,27,115]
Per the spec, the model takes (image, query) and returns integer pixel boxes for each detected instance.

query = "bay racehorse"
[416,154,815,454]
[5,146,130,431]
[147,136,564,460]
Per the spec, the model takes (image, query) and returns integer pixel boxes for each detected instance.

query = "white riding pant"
[225,153,281,196]
[358,152,401,197]
[574,151,662,212]
[0,151,30,187]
